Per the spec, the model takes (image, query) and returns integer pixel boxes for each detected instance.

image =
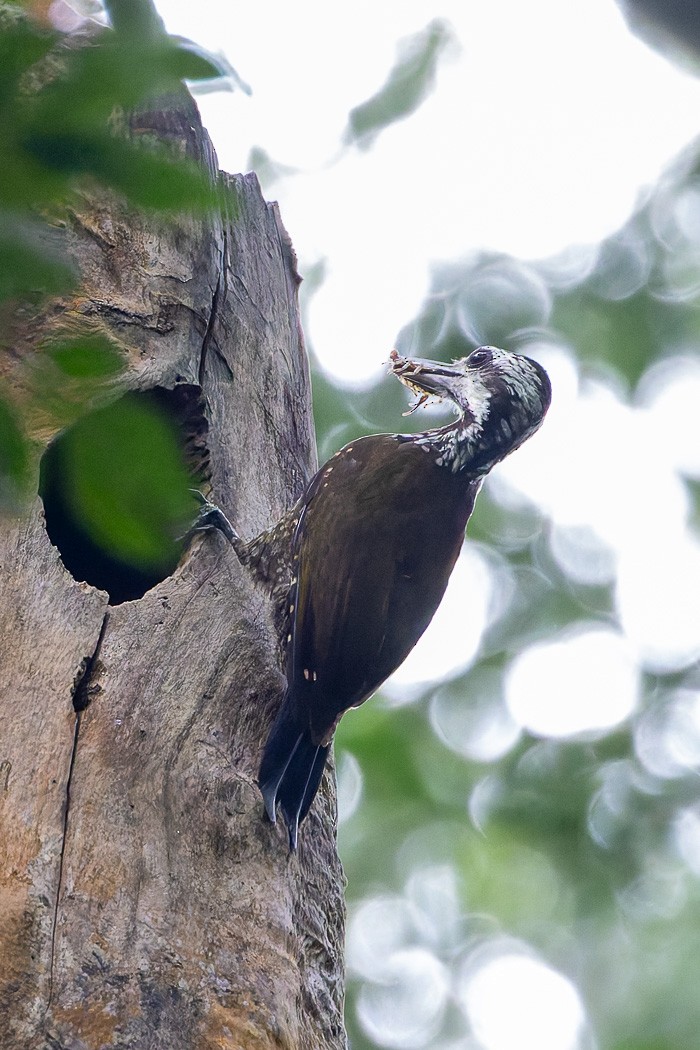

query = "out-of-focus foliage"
[618,0,700,74]
[0,394,31,509]
[343,18,457,150]
[0,10,221,216]
[46,394,194,566]
[309,100,700,1050]
[0,3,222,573]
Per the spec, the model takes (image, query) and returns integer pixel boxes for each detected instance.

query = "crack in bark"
[73,613,109,712]
[198,230,227,387]
[46,710,80,1014]
[46,611,109,1013]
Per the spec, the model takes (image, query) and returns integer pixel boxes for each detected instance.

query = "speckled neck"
[400,414,488,475]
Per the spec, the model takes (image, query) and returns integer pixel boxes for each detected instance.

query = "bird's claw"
[181,490,243,553]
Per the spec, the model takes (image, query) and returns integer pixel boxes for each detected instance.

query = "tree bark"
[0,92,346,1050]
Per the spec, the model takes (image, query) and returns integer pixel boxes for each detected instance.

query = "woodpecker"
[194,345,551,849]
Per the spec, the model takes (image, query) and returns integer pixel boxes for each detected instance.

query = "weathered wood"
[0,93,346,1050]
[0,507,108,1045]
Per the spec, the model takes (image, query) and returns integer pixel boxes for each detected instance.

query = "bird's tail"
[258,699,329,850]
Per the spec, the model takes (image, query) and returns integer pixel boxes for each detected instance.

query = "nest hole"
[40,384,210,605]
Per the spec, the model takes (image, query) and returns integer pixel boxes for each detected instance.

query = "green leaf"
[166,40,225,83]
[0,216,75,300]
[44,334,125,380]
[24,129,218,210]
[60,396,194,568]
[102,0,165,41]
[0,19,56,102]
[29,36,223,135]
[344,19,457,148]
[0,395,31,512]
[28,333,127,428]
[89,137,219,211]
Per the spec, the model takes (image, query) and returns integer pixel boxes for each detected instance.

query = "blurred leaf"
[344,18,457,149]
[617,0,700,73]
[103,0,165,40]
[338,702,428,804]
[613,1042,685,1050]
[59,396,194,567]
[184,43,252,96]
[29,35,222,135]
[28,333,127,427]
[0,215,75,300]
[551,288,660,385]
[456,827,572,928]
[311,366,372,461]
[0,20,228,216]
[0,395,31,512]
[44,333,125,380]
[170,38,233,85]
[0,148,71,210]
[24,128,219,210]
[246,146,298,191]
[0,18,56,100]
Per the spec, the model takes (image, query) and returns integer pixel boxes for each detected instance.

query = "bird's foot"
[182,490,246,559]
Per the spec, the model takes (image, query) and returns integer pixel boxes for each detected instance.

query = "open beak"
[389,350,461,413]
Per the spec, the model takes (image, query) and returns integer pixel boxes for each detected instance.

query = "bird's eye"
[468,347,491,367]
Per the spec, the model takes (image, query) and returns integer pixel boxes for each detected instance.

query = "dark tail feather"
[281,744,329,850]
[258,700,329,850]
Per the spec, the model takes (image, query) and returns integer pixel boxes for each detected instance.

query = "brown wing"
[288,434,479,744]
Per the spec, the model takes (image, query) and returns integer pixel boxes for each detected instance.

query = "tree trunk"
[0,92,346,1050]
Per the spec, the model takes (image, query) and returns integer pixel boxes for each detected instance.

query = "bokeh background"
[6,1,700,1047]
[170,4,700,1048]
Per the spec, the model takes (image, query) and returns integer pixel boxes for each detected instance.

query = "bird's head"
[390,345,551,473]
